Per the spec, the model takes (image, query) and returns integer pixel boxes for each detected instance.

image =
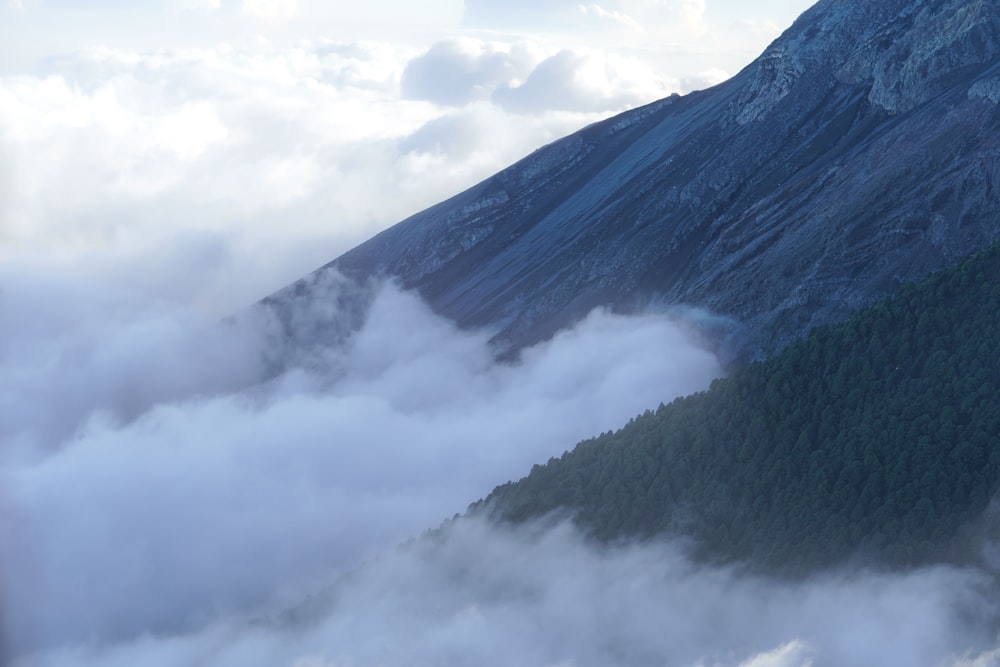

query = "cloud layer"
[13,518,1000,667]
[0,270,724,658]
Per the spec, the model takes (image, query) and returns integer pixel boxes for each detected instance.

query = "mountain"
[472,242,1000,573]
[264,0,1000,364]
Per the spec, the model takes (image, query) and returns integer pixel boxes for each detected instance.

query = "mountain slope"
[472,241,1000,573]
[267,0,1000,362]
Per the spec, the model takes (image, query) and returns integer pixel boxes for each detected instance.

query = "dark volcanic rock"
[267,0,1000,363]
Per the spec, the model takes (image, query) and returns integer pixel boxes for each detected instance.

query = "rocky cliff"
[267,0,1000,363]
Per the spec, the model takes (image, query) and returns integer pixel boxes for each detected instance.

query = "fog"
[12,518,1000,667]
[0,268,725,660]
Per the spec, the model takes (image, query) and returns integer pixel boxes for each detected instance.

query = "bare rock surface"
[266,0,1000,364]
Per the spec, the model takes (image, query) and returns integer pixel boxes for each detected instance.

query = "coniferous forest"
[475,243,1000,572]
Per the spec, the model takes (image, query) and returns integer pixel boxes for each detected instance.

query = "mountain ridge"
[264,0,1000,363]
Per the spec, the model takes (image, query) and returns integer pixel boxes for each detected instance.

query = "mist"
[0,268,724,659]
[13,517,1000,667]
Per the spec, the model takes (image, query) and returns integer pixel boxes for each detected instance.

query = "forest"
[473,243,1000,572]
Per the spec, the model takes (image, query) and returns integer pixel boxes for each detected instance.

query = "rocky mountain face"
[267,0,1000,363]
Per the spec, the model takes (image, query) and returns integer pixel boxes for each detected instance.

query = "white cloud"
[680,67,730,92]
[398,108,493,157]
[0,269,723,657]
[401,37,672,114]
[175,0,221,11]
[462,0,575,30]
[669,0,707,33]
[11,518,999,666]
[0,40,640,315]
[739,641,813,667]
[464,0,708,36]
[494,48,671,113]
[400,36,677,116]
[578,3,644,32]
[952,649,1000,667]
[242,0,297,19]
[401,38,543,106]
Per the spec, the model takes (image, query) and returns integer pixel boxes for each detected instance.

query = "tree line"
[472,242,1000,573]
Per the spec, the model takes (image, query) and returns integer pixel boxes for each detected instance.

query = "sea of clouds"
[0,265,728,661]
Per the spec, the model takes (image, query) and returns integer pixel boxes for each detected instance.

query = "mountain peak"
[835,0,999,113]
[735,0,1000,121]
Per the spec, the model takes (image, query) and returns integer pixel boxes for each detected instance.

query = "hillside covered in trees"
[475,243,1000,573]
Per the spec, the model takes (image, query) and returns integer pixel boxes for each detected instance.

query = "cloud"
[401,37,672,115]
[0,40,640,316]
[398,108,493,157]
[242,0,297,19]
[463,0,707,36]
[0,263,272,454]
[668,0,707,33]
[738,641,813,667]
[462,0,575,30]
[174,0,221,11]
[0,268,724,658]
[680,67,730,93]
[493,49,670,113]
[953,649,1000,667]
[588,0,709,36]
[12,518,1000,666]
[401,39,541,106]
[578,3,644,32]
